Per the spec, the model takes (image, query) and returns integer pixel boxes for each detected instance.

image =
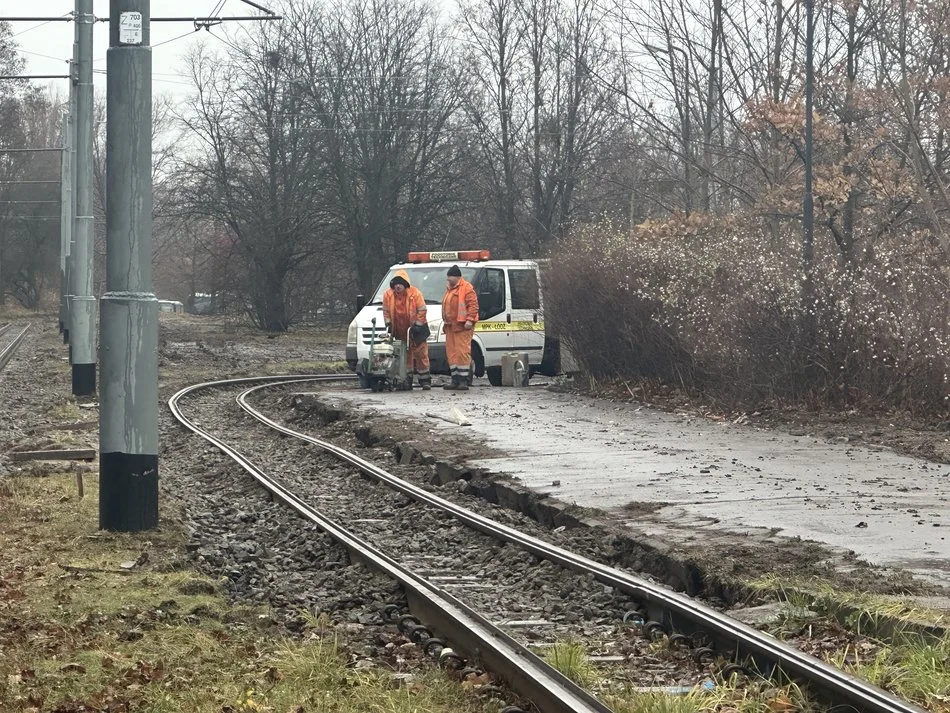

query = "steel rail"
[0,324,31,373]
[233,376,928,713]
[0,323,12,338]
[168,376,613,713]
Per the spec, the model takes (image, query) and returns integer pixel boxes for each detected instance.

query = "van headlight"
[346,318,359,345]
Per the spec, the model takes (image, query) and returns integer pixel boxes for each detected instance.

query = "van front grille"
[360,327,387,345]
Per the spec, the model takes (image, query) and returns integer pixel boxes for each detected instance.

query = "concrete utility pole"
[99,0,158,531]
[63,22,79,345]
[70,0,97,395]
[59,107,74,338]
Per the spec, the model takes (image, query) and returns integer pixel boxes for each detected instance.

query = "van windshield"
[369,265,480,305]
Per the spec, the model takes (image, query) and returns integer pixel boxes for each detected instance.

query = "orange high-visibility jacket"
[441,277,478,332]
[383,269,427,331]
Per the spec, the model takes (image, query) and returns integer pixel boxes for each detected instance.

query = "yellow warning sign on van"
[475,321,544,331]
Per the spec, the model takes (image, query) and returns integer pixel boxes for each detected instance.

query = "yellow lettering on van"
[474,321,544,331]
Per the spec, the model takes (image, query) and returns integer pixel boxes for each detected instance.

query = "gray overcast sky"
[7,1,282,101]
[8,0,459,102]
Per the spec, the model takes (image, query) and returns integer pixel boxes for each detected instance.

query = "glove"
[409,322,431,346]
[384,322,392,334]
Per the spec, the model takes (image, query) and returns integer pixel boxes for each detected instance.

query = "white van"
[346,250,547,386]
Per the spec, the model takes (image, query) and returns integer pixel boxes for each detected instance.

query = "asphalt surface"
[323,378,950,590]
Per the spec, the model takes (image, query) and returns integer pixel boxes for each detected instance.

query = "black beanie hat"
[390,275,410,289]
[447,265,462,277]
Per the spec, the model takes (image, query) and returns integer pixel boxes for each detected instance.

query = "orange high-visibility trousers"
[408,341,430,374]
[445,328,473,371]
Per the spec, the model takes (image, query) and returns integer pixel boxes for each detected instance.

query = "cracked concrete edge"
[390,440,950,640]
[291,392,950,638]
[387,439,743,601]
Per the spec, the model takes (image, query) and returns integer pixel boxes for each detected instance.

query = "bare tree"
[0,21,30,305]
[0,89,62,307]
[288,0,464,295]
[178,26,330,330]
[457,0,620,257]
[457,0,526,255]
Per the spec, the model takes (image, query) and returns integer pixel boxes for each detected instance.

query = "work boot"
[405,375,413,390]
[419,376,431,391]
[443,374,461,390]
[455,374,469,391]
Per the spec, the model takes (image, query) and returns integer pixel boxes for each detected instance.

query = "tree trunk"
[701,0,722,213]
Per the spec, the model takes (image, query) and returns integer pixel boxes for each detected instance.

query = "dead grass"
[262,359,350,375]
[0,471,503,712]
[45,399,84,422]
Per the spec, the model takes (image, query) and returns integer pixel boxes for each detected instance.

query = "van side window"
[509,269,540,310]
[476,268,506,320]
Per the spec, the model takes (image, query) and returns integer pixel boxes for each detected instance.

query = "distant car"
[158,300,184,314]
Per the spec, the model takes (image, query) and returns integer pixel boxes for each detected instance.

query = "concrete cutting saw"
[363,317,411,392]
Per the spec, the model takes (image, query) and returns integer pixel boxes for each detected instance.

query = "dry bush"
[545,218,950,413]
[543,223,695,385]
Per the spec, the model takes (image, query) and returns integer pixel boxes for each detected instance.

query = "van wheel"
[486,366,502,387]
[472,345,485,378]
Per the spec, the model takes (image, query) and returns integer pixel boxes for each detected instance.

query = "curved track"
[169,374,927,713]
[170,374,609,713]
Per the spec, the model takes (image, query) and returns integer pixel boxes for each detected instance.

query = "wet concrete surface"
[322,378,950,589]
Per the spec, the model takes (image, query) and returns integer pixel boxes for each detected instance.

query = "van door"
[471,267,508,373]
[506,266,545,366]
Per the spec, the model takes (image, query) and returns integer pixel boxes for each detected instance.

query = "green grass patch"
[744,578,950,712]
[827,635,950,711]
[543,640,596,686]
[0,472,501,712]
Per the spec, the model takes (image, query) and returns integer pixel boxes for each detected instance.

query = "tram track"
[170,375,609,713]
[0,322,30,373]
[168,375,928,713]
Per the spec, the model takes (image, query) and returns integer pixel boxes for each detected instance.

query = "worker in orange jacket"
[383,269,431,390]
[440,264,479,390]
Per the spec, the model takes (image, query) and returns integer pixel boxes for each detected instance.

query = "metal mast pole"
[64,21,79,345]
[70,0,97,395]
[59,106,74,339]
[100,0,158,531]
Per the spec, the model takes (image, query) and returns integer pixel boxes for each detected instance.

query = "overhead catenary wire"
[8,13,73,38]
[152,29,203,49]
[0,75,69,79]
[205,27,246,55]
[16,48,70,64]
[0,17,75,22]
